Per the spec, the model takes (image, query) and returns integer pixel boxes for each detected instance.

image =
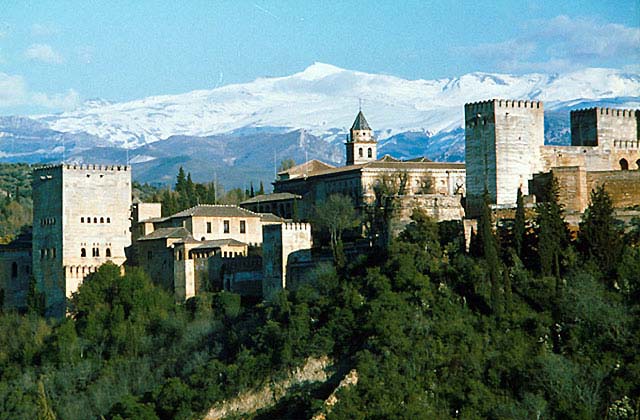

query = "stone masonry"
[32,164,131,317]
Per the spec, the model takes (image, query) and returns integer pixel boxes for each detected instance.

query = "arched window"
[81,217,84,223]
[106,217,110,223]
[636,159,640,170]
[105,248,111,257]
[367,148,372,158]
[81,248,86,257]
[100,217,104,223]
[87,217,91,223]
[93,217,98,223]
[11,262,17,278]
[358,148,363,157]
[620,158,629,170]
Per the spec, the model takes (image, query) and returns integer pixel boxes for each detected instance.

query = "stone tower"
[464,99,545,216]
[32,164,132,317]
[345,110,377,166]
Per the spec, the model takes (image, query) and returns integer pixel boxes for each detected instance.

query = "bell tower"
[345,110,377,166]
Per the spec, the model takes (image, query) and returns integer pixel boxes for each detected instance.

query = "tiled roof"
[260,213,286,223]
[351,111,371,130]
[170,205,260,218]
[138,227,192,241]
[277,159,335,178]
[195,238,247,248]
[240,192,301,205]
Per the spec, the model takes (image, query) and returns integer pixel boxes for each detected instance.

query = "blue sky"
[0,0,638,115]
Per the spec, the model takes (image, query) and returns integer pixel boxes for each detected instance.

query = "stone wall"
[586,170,640,209]
[0,246,31,311]
[33,164,131,316]
[465,99,545,216]
[571,108,638,149]
[262,222,312,300]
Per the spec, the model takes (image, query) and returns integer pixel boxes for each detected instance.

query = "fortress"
[0,103,639,315]
[465,100,640,216]
[32,164,131,317]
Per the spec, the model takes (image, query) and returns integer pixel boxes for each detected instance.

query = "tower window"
[207,222,212,233]
[105,248,111,257]
[81,248,87,257]
[87,217,91,223]
[11,262,17,278]
[368,148,372,158]
[100,217,104,223]
[240,220,246,233]
[359,148,363,157]
[93,217,97,223]
[92,248,100,257]
[107,217,111,223]
[223,220,230,233]
[81,217,84,223]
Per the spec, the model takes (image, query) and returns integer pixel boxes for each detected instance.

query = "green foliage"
[278,158,296,172]
[514,186,526,258]
[578,184,624,278]
[313,194,360,267]
[535,174,569,285]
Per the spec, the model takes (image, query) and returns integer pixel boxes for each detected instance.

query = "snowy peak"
[33,64,640,149]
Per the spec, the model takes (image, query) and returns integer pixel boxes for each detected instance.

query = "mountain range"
[1,63,638,188]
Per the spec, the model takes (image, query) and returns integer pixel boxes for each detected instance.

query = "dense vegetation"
[1,183,639,419]
[0,163,33,242]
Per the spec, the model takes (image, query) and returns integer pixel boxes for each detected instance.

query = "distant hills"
[1,63,638,188]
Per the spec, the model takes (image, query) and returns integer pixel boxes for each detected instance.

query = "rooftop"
[171,204,261,218]
[138,227,192,241]
[351,111,371,130]
[240,192,302,205]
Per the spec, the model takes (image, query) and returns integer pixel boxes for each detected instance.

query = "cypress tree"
[478,192,502,314]
[514,187,525,258]
[577,184,623,278]
[535,174,567,291]
[258,181,265,195]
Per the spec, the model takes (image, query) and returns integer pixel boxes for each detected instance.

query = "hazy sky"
[1,1,638,115]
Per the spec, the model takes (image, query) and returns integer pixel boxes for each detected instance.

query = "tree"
[258,181,265,196]
[577,184,624,278]
[535,175,568,288]
[478,192,502,314]
[279,158,296,172]
[514,187,526,258]
[313,194,359,267]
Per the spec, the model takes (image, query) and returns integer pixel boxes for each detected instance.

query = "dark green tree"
[535,174,567,287]
[478,192,502,314]
[258,181,265,196]
[577,184,624,278]
[313,194,359,268]
[514,187,526,258]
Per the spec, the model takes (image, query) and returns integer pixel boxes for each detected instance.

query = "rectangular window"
[206,222,212,233]
[240,220,246,234]
[223,220,230,233]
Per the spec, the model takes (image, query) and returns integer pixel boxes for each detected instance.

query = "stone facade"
[262,222,313,300]
[464,99,545,216]
[0,230,32,311]
[274,112,466,223]
[240,192,302,220]
[32,164,131,317]
[466,101,640,216]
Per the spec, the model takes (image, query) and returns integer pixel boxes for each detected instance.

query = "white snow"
[36,63,640,148]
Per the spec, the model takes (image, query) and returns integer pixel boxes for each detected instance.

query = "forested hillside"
[0,184,638,419]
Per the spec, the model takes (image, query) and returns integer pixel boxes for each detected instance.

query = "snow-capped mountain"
[35,63,640,149]
[1,63,638,187]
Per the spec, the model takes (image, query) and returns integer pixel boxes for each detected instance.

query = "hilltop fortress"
[465,100,640,216]
[0,103,638,315]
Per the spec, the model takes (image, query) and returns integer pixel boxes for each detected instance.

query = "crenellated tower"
[345,110,377,166]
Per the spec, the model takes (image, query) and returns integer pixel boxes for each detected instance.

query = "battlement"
[571,107,638,119]
[465,99,543,114]
[282,222,311,231]
[34,164,131,172]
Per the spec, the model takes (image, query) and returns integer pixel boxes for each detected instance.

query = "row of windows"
[80,247,111,257]
[358,147,373,158]
[40,218,56,226]
[39,248,56,259]
[80,217,111,224]
[219,220,246,234]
